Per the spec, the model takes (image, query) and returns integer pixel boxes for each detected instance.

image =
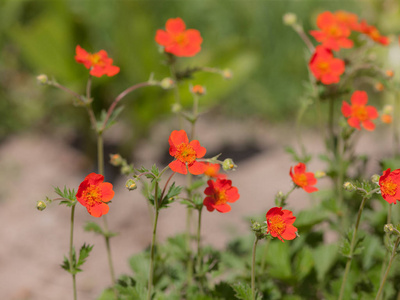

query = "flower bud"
[383,105,393,115]
[109,154,123,166]
[381,114,392,124]
[191,85,206,95]
[125,179,137,191]
[384,224,394,233]
[222,158,237,171]
[251,221,262,232]
[36,200,47,211]
[371,174,380,184]
[374,82,384,92]
[343,181,356,192]
[171,103,182,113]
[36,74,49,85]
[222,69,233,80]
[160,77,174,89]
[283,13,297,26]
[315,171,326,179]
[385,70,394,78]
[121,165,133,176]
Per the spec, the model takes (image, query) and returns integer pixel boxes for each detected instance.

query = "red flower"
[76,173,115,217]
[309,46,345,85]
[358,20,389,46]
[290,163,318,193]
[379,168,400,204]
[155,18,203,57]
[310,11,353,51]
[334,11,360,31]
[341,91,378,131]
[75,45,120,77]
[168,130,206,175]
[266,207,297,242]
[203,163,227,179]
[203,179,239,213]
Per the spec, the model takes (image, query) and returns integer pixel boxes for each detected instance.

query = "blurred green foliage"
[1,0,399,144]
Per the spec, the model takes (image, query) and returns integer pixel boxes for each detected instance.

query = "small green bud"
[315,171,326,179]
[222,158,237,171]
[371,174,380,184]
[221,69,233,80]
[251,221,262,232]
[283,13,297,26]
[121,165,133,176]
[343,181,356,192]
[36,74,49,85]
[171,103,182,113]
[160,77,174,89]
[109,154,123,167]
[384,224,394,234]
[36,200,47,211]
[126,179,137,191]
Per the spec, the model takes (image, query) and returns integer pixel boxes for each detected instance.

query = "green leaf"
[76,243,93,272]
[129,252,150,285]
[187,179,206,192]
[151,164,159,177]
[231,282,262,300]
[293,246,314,281]
[265,241,292,280]
[294,208,330,231]
[84,221,105,235]
[54,186,76,206]
[312,243,338,282]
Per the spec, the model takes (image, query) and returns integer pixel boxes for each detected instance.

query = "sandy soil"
[0,117,392,300]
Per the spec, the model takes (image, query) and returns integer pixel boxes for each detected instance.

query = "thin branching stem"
[69,204,77,300]
[251,236,260,300]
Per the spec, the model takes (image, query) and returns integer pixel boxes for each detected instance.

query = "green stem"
[375,236,400,300]
[394,92,400,157]
[260,239,271,272]
[69,204,77,300]
[338,195,368,300]
[147,181,160,300]
[251,237,260,300]
[169,60,183,129]
[196,207,203,273]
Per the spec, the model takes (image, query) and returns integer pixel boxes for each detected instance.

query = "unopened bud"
[381,114,392,124]
[385,70,394,78]
[221,69,233,80]
[315,171,326,179]
[36,74,48,85]
[384,224,394,233]
[121,165,133,176]
[171,103,182,113]
[191,85,206,95]
[283,13,297,26]
[383,105,393,115]
[222,158,237,171]
[109,154,123,166]
[160,77,174,89]
[371,174,380,184]
[374,82,384,92]
[251,221,262,231]
[36,200,47,211]
[125,179,137,191]
[343,181,356,192]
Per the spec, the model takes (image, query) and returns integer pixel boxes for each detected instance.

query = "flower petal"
[189,140,206,158]
[88,203,109,218]
[188,161,206,175]
[169,160,187,174]
[100,182,115,202]
[351,90,368,106]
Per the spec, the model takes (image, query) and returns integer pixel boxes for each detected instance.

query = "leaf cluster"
[61,243,93,275]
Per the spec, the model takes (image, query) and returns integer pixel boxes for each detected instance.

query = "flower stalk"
[69,204,77,300]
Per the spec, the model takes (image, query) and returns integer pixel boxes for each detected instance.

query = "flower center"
[328,25,341,37]
[269,215,286,236]
[84,185,103,206]
[318,61,330,73]
[294,174,308,187]
[176,143,197,164]
[88,53,103,66]
[354,106,368,121]
[381,178,398,196]
[174,33,188,46]
[214,189,227,206]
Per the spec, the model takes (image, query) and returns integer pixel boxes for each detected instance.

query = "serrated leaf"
[312,243,338,282]
[231,282,262,300]
[76,243,93,271]
[265,241,292,280]
[295,208,330,230]
[293,246,314,281]
[151,164,159,177]
[103,106,124,131]
[84,221,105,235]
[188,180,206,192]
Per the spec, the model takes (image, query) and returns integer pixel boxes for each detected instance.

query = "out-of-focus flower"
[381,105,393,124]
[379,168,400,204]
[203,179,239,213]
[191,85,206,95]
[155,18,202,57]
[76,173,115,217]
[266,207,297,242]
[222,69,233,80]
[341,91,378,131]
[168,130,206,175]
[75,45,120,77]
[309,46,345,85]
[290,162,318,193]
[386,70,394,78]
[358,20,389,45]
[334,11,360,31]
[160,77,175,89]
[283,13,297,26]
[310,11,353,51]
[203,162,227,179]
[36,74,49,85]
[374,82,384,92]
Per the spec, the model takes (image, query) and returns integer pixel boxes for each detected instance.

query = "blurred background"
[1,0,400,299]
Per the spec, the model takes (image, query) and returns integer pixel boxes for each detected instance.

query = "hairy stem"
[69,204,77,300]
[251,237,260,300]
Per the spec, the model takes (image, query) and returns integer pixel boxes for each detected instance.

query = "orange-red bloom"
[358,20,389,46]
[155,18,203,57]
[75,45,120,77]
[168,130,206,175]
[310,11,353,51]
[290,163,318,193]
[266,207,297,242]
[334,11,360,31]
[203,163,227,179]
[76,173,115,217]
[379,168,400,204]
[203,178,239,213]
[341,91,378,131]
[309,46,345,85]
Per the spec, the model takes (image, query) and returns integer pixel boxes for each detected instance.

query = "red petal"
[347,117,361,130]
[321,73,340,85]
[366,106,378,119]
[203,197,215,212]
[188,161,206,175]
[88,203,109,218]
[351,91,368,106]
[100,182,114,202]
[362,120,375,131]
[155,29,173,46]
[266,207,283,219]
[281,210,296,225]
[85,173,104,186]
[75,45,89,63]
[189,140,206,158]
[303,185,319,193]
[169,130,189,148]
[294,163,306,174]
[226,186,240,202]
[342,101,352,117]
[280,224,297,240]
[215,203,231,213]
[317,12,335,29]
[105,65,120,77]
[169,160,187,174]
[330,58,345,74]
[305,173,317,185]
[166,18,186,34]
[90,66,105,77]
